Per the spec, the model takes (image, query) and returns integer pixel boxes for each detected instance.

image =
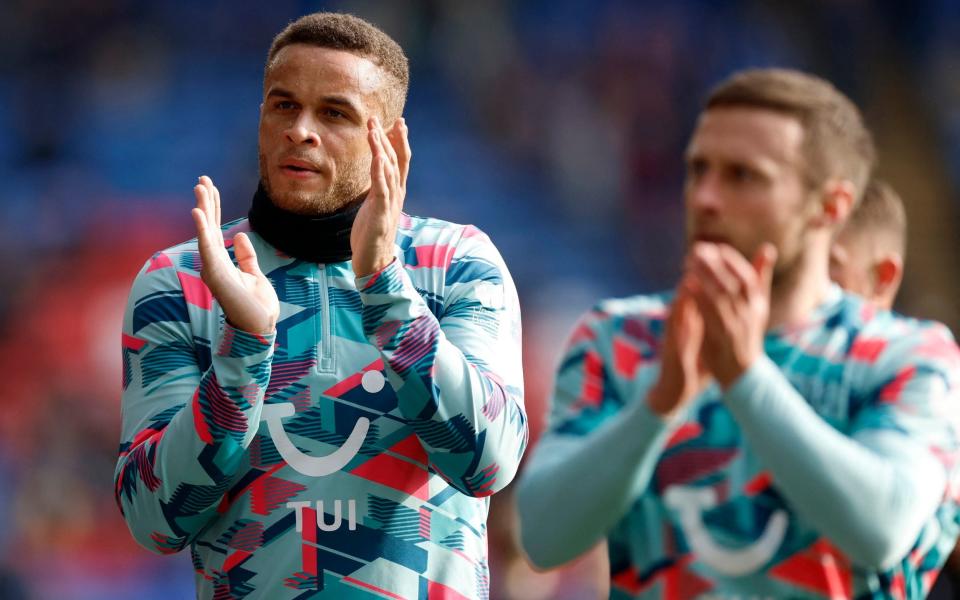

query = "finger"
[387,117,411,188]
[371,146,390,208]
[690,275,733,336]
[194,181,228,265]
[192,207,220,273]
[689,255,731,300]
[195,179,211,219]
[193,183,215,252]
[368,120,384,172]
[674,288,703,351]
[212,178,221,227]
[716,244,758,298]
[198,176,214,229]
[376,120,401,201]
[752,243,777,294]
[377,117,399,171]
[685,242,736,294]
[203,176,222,239]
[191,206,207,239]
[194,182,208,218]
[691,243,740,297]
[233,232,263,276]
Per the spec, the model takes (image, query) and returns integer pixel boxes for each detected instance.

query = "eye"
[729,164,758,183]
[323,107,347,120]
[274,100,297,111]
[686,158,707,179]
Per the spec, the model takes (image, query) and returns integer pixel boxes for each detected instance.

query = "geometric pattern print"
[552,291,960,599]
[115,213,526,599]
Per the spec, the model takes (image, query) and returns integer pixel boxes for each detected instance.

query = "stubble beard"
[768,225,812,293]
[259,152,370,216]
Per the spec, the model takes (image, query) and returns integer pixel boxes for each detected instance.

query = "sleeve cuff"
[722,354,782,409]
[624,397,676,452]
[355,257,404,294]
[216,322,276,359]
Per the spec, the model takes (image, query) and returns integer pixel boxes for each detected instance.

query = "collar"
[247,183,361,264]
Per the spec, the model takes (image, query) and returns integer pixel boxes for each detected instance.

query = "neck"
[248,183,362,264]
[767,242,833,331]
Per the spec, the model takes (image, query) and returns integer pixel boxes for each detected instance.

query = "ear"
[873,253,904,305]
[812,179,856,229]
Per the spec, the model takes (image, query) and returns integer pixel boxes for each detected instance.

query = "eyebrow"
[265,87,295,100]
[322,95,362,116]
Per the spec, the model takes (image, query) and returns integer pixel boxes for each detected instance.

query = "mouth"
[278,159,323,180]
[692,233,729,244]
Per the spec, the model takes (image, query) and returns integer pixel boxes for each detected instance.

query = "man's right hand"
[191,176,279,334]
[647,276,709,418]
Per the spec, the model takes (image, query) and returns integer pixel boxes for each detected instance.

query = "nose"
[686,170,723,216]
[285,113,321,147]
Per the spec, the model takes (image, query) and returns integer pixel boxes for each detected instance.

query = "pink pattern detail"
[374,320,403,351]
[850,337,887,363]
[362,269,382,290]
[744,471,773,496]
[655,448,739,493]
[412,244,457,269]
[250,476,307,515]
[217,326,236,356]
[427,580,473,600]
[481,380,506,421]
[227,522,264,552]
[915,327,960,360]
[388,317,437,373]
[146,252,173,272]
[222,550,252,572]
[576,349,605,408]
[177,271,214,309]
[265,357,318,399]
[342,577,407,600]
[879,365,917,404]
[665,423,703,448]
[613,336,643,378]
[568,320,597,346]
[122,333,147,351]
[192,388,213,444]
[419,507,432,540]
[130,437,162,491]
[322,367,369,398]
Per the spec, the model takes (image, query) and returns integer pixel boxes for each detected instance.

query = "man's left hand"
[352,116,410,278]
[687,242,777,389]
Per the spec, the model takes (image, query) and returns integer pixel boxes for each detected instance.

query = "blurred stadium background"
[0,1,958,598]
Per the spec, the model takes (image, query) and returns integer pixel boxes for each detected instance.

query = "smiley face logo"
[260,402,369,477]
[664,485,788,576]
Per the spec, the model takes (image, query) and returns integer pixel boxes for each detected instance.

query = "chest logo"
[664,485,788,576]
[260,402,369,477]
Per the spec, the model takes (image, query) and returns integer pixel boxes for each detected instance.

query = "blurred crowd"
[0,1,958,598]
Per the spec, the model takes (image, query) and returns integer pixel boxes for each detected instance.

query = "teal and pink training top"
[116,213,527,599]
[519,286,960,599]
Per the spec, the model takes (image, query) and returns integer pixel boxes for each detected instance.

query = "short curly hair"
[266,12,410,122]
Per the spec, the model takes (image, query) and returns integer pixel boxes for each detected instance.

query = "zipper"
[317,264,335,372]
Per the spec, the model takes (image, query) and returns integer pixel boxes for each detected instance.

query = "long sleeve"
[355,227,527,497]
[518,401,672,569]
[114,252,275,554]
[516,305,673,568]
[723,323,960,570]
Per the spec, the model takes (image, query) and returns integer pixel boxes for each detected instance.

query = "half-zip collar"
[248,182,362,264]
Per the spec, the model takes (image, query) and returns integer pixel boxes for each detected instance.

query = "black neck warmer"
[248,184,361,264]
